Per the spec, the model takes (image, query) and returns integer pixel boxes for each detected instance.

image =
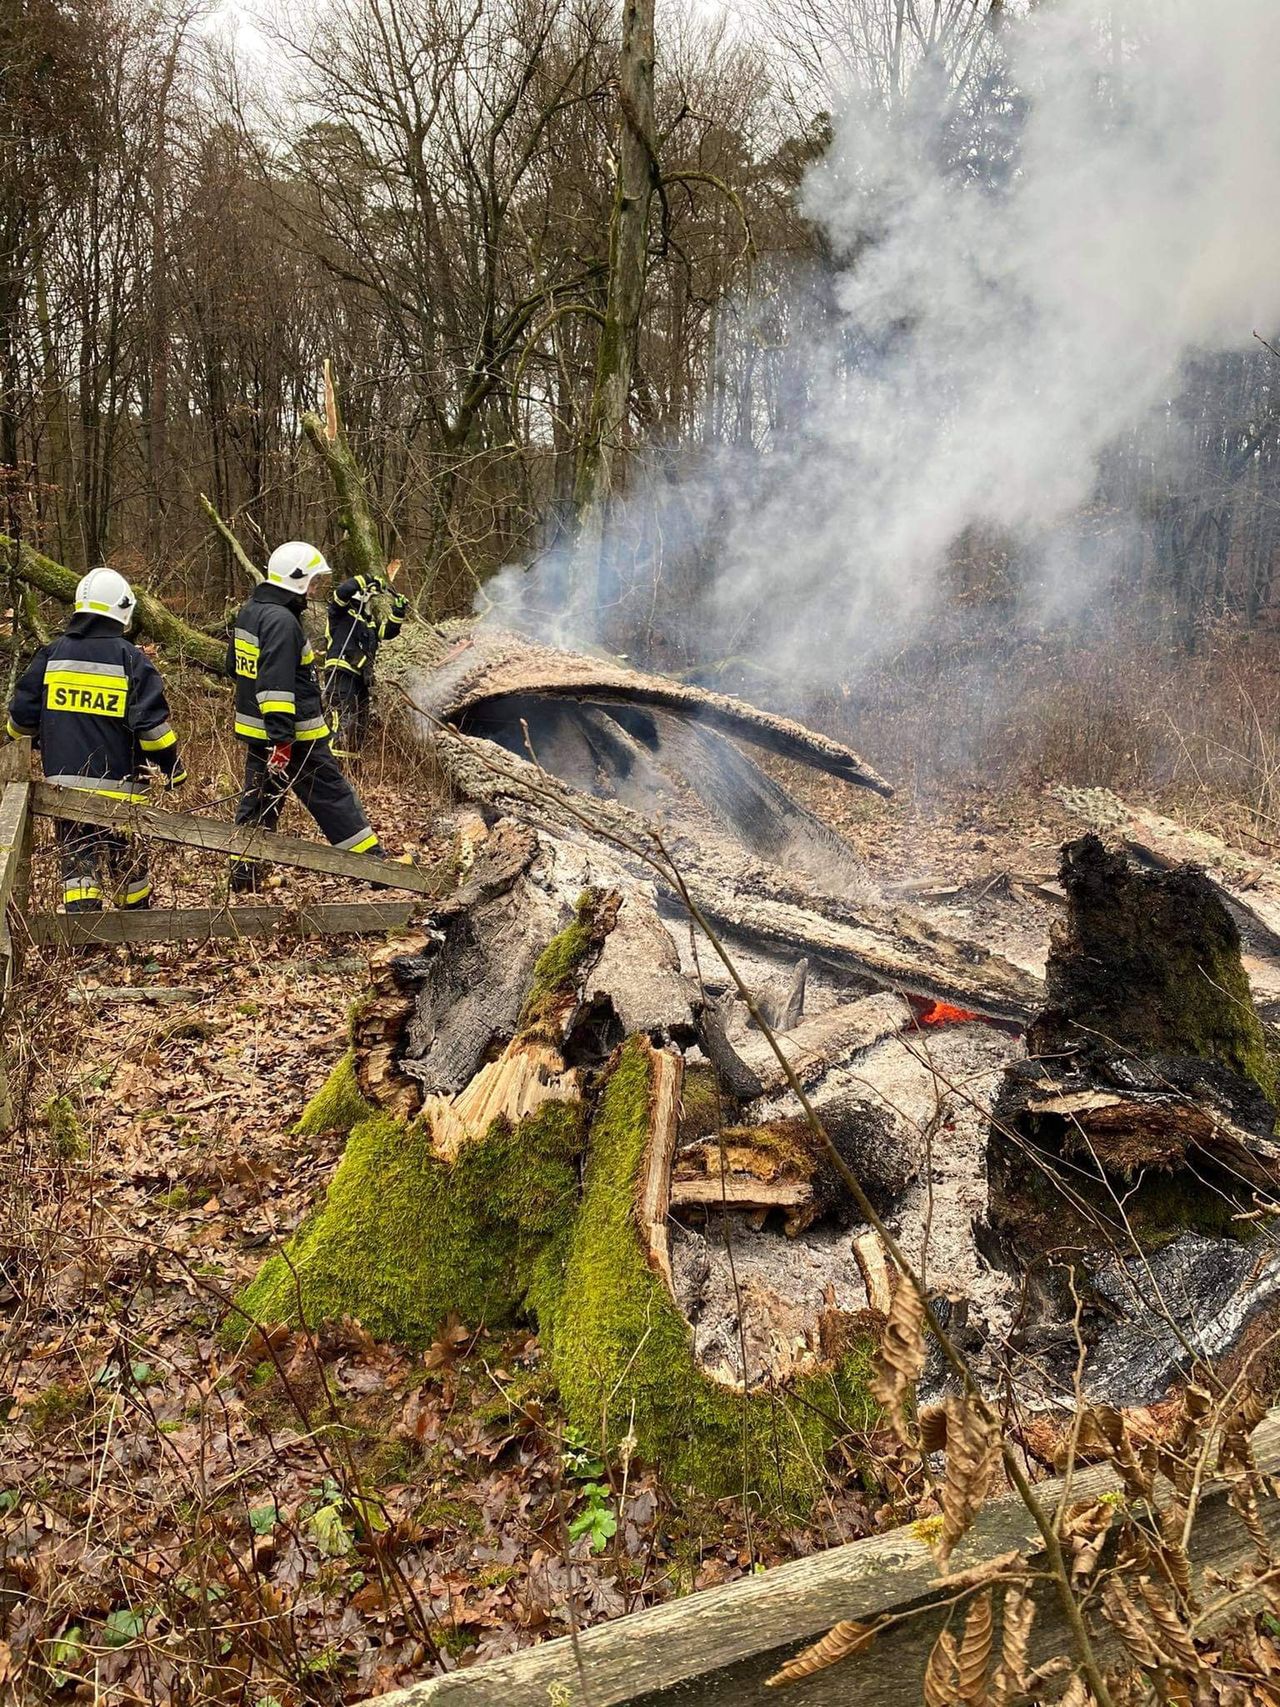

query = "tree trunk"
[0,534,226,670]
[571,0,656,613]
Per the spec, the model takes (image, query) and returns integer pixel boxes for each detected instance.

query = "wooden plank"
[30,781,442,897]
[668,1177,812,1210]
[637,1041,682,1295]
[29,900,415,947]
[370,1408,1280,1707]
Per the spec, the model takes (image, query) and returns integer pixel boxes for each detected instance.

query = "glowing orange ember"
[912,998,984,1027]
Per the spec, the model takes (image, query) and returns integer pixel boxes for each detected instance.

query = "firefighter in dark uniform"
[229,540,386,892]
[322,568,409,756]
[6,568,187,911]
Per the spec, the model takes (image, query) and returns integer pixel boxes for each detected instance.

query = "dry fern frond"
[923,1627,960,1707]
[870,1276,926,1440]
[938,1398,1001,1567]
[956,1590,994,1704]
[989,1587,1035,1707]
[764,1619,878,1688]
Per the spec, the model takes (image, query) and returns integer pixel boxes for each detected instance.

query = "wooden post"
[0,740,33,1131]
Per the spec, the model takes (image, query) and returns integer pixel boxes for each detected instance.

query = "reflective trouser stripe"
[117,882,151,907]
[64,884,102,904]
[335,828,378,853]
[139,725,176,752]
[46,775,148,803]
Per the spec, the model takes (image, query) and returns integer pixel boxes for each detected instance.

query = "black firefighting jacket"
[6,614,187,801]
[323,575,408,683]
[230,582,329,746]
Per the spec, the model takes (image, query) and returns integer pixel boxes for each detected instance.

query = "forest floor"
[1,662,1272,1704]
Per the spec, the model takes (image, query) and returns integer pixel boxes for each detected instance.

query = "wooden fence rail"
[370,1408,1280,1707]
[28,900,416,947]
[30,782,443,897]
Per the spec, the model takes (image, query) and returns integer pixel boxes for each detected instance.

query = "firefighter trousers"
[230,739,382,890]
[57,822,150,911]
[323,669,371,757]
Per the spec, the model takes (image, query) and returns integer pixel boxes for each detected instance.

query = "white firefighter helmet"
[75,567,137,630]
[266,540,331,593]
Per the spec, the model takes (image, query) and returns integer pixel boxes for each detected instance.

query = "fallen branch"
[0,534,226,672]
[199,493,262,585]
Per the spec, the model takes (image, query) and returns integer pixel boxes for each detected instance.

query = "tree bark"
[571,0,656,612]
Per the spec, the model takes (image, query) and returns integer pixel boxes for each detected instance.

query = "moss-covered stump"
[536,1040,877,1499]
[238,1096,587,1341]
[237,865,879,1507]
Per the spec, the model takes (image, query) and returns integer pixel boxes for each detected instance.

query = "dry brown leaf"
[1059,1680,1094,1707]
[764,1619,878,1689]
[937,1398,1001,1567]
[923,1627,960,1707]
[870,1276,926,1440]
[1137,1577,1204,1675]
[989,1586,1035,1707]
[956,1590,993,1704]
[919,1402,948,1454]
[929,1547,1024,1593]
[1101,1579,1163,1669]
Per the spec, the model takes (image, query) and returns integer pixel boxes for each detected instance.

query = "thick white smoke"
[702,0,1280,679]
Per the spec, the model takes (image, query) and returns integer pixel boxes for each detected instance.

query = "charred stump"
[988,835,1280,1412]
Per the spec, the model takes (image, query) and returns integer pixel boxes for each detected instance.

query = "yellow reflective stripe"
[139,729,177,751]
[235,721,267,739]
[301,644,316,664]
[166,767,188,787]
[6,717,32,739]
[294,724,329,741]
[118,883,151,906]
[348,832,378,854]
[64,885,103,903]
[257,699,295,714]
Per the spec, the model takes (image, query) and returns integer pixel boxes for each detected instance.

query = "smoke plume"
[696,0,1280,681]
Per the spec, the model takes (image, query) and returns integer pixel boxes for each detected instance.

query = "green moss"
[44,1095,84,1161]
[294,1052,374,1138]
[538,1039,877,1505]
[517,890,610,1043]
[238,1097,586,1343]
[677,1062,728,1144]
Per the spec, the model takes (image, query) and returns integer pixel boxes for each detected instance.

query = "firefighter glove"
[267,741,292,774]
